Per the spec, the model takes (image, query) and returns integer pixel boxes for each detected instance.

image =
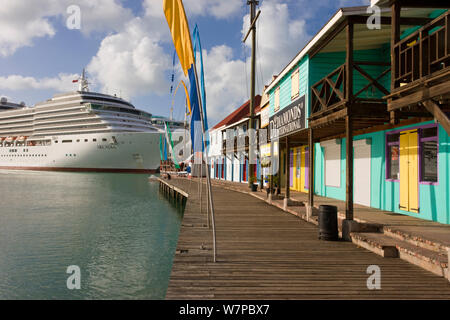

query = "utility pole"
[244,0,259,188]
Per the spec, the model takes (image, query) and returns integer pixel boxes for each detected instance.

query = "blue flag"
[189,67,202,153]
[192,24,208,132]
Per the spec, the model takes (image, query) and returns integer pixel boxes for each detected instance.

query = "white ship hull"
[0,132,162,173]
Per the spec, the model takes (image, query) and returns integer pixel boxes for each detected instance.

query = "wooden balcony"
[309,61,390,139]
[222,135,248,155]
[221,133,261,155]
[392,10,449,91]
[387,10,450,135]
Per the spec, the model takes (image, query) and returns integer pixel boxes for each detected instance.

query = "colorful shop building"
[264,3,450,225]
[208,96,262,184]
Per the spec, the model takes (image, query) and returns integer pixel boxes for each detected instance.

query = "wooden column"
[308,128,314,208]
[346,21,354,102]
[345,20,354,221]
[285,137,290,199]
[345,115,354,221]
[390,1,401,124]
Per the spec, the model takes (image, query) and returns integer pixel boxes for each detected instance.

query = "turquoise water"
[0,171,183,299]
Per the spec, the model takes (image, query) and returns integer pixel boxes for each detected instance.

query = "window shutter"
[274,87,280,112]
[291,69,299,99]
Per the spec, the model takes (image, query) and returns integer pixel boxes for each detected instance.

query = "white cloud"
[0,0,133,56]
[242,0,310,86]
[204,0,310,124]
[87,16,171,100]
[184,0,244,19]
[203,45,248,121]
[0,73,79,92]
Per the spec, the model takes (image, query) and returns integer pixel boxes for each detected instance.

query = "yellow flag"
[173,80,192,115]
[163,0,195,76]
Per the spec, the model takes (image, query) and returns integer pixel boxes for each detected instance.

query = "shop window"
[386,133,400,180]
[420,126,438,183]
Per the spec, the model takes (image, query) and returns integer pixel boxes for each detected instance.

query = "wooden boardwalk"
[164,178,450,299]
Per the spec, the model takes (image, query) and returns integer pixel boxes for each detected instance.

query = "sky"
[0,0,368,127]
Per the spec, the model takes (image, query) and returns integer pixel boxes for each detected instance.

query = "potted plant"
[272,175,280,195]
[249,176,258,192]
[267,175,277,194]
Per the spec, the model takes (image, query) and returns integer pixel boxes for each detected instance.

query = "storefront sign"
[269,95,305,139]
[260,105,269,128]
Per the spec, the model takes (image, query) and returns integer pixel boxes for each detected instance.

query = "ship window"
[93,139,97,142]
[76,139,80,142]
[85,139,88,142]
[62,140,72,143]
[102,138,107,142]
[55,141,58,143]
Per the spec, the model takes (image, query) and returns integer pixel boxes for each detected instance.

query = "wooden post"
[268,141,274,203]
[285,137,290,199]
[247,0,259,188]
[346,21,354,103]
[284,137,290,210]
[345,115,354,221]
[308,128,314,218]
[390,1,401,124]
[345,20,354,222]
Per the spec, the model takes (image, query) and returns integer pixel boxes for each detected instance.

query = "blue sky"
[0,0,368,127]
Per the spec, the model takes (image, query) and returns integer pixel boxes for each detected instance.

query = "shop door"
[295,147,301,191]
[304,147,309,191]
[354,142,371,206]
[399,130,419,213]
[243,157,247,182]
[289,149,294,188]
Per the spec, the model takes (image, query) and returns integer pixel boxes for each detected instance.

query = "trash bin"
[318,205,338,241]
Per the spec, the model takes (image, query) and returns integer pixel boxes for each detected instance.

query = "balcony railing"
[311,64,346,115]
[222,135,257,155]
[311,61,390,116]
[393,11,450,89]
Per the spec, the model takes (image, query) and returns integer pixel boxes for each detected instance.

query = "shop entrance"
[399,130,419,213]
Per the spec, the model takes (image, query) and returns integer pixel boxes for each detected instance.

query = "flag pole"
[193,61,217,262]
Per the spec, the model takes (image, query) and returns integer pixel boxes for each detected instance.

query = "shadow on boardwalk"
[164,177,450,299]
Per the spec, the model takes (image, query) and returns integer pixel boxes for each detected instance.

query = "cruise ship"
[0,71,186,173]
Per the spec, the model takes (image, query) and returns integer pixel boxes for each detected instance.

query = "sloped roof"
[211,95,262,130]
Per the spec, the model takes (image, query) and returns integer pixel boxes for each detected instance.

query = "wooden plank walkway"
[165,178,450,299]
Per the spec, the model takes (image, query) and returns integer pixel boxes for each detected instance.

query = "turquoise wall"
[269,56,309,118]
[313,121,450,224]
[309,47,391,101]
